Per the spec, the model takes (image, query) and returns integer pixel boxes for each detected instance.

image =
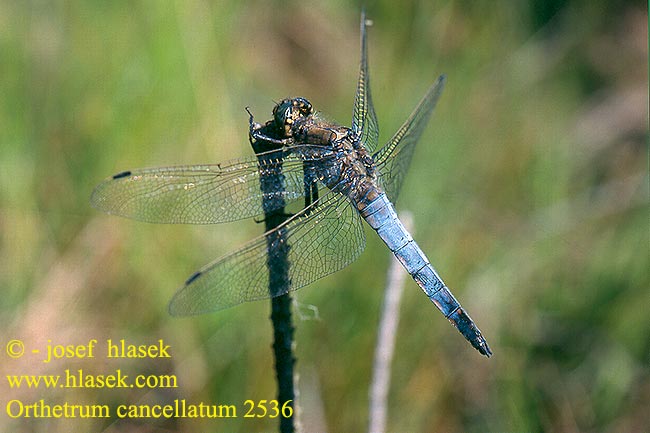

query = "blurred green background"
[1,0,647,432]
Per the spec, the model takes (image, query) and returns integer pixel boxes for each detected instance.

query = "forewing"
[352,10,379,152]
[374,75,445,202]
[90,148,325,224]
[168,191,366,315]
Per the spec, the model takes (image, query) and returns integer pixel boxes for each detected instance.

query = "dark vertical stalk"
[251,124,296,433]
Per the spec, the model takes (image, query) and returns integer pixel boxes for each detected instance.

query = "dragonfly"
[91,12,492,357]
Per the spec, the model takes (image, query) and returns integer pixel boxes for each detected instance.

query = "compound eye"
[273,100,291,122]
[273,98,313,136]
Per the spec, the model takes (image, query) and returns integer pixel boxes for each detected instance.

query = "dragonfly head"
[273,97,313,136]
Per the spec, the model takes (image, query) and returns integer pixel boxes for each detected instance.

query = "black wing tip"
[184,271,202,285]
[112,170,132,179]
[88,170,132,212]
[168,272,203,317]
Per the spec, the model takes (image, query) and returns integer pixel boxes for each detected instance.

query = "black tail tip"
[475,338,493,358]
[447,307,493,358]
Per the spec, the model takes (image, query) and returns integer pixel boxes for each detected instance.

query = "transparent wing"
[374,75,446,202]
[168,191,365,315]
[90,146,333,224]
[351,10,379,152]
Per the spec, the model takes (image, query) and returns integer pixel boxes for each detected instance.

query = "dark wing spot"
[112,170,132,179]
[185,271,202,285]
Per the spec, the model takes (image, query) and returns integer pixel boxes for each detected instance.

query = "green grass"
[1,1,647,432]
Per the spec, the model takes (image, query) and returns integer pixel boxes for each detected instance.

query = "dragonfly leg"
[245,106,262,131]
[303,174,319,213]
[247,107,294,145]
[252,130,294,145]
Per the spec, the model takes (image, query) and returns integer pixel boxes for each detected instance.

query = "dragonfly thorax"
[273,97,313,136]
